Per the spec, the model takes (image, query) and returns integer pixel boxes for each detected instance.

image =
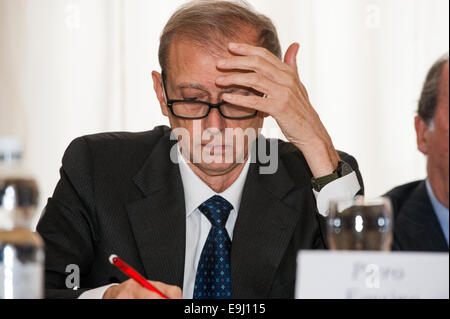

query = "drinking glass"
[327,196,393,251]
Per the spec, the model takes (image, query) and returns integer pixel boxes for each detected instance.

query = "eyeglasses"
[161,72,259,120]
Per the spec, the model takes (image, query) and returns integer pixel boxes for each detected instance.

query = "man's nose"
[203,107,226,133]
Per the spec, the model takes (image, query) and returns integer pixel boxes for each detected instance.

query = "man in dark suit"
[37,0,363,299]
[386,55,449,252]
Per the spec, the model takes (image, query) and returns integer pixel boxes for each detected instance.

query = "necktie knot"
[199,195,233,228]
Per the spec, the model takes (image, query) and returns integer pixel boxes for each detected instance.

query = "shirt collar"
[426,179,449,215]
[177,145,251,217]
[425,179,449,243]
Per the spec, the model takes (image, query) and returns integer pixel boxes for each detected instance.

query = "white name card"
[295,251,449,299]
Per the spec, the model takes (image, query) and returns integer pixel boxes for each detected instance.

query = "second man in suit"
[386,54,449,252]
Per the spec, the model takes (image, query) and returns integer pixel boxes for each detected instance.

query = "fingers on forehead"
[229,43,280,62]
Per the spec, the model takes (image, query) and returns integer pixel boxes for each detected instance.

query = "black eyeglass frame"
[161,72,259,120]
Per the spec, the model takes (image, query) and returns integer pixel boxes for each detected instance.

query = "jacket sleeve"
[338,150,365,196]
[315,151,365,248]
[36,137,98,299]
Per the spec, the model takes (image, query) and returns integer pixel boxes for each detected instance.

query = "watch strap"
[311,171,339,192]
[311,160,354,192]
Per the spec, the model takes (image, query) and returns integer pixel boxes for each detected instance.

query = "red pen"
[109,254,169,299]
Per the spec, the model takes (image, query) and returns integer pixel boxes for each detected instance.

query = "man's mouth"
[201,144,232,152]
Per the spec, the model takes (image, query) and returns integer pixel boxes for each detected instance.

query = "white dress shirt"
[79,146,361,299]
[178,148,251,299]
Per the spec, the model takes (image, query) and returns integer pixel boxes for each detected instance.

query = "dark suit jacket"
[36,125,364,299]
[386,181,448,252]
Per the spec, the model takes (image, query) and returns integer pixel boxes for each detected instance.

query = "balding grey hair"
[418,53,449,127]
[158,0,281,73]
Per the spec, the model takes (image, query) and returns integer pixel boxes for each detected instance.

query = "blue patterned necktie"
[193,195,233,299]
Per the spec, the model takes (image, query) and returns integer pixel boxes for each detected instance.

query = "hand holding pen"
[103,254,183,299]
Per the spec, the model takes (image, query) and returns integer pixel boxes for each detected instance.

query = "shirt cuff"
[313,171,361,217]
[77,284,119,299]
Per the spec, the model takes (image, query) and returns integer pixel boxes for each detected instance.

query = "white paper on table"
[295,250,449,299]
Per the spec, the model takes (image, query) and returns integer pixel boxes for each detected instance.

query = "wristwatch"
[311,160,354,192]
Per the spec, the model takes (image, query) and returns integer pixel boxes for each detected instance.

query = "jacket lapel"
[126,132,186,288]
[231,139,302,298]
[125,133,310,296]
[396,181,448,251]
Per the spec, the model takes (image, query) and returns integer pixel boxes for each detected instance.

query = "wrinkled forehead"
[165,41,248,96]
[168,41,228,76]
[165,25,260,75]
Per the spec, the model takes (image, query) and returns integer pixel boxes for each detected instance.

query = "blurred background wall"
[0,0,448,229]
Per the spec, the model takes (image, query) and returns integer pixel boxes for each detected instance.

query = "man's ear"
[415,115,430,155]
[152,71,169,117]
